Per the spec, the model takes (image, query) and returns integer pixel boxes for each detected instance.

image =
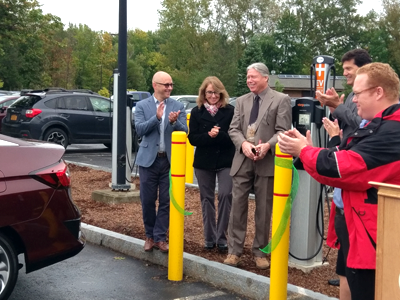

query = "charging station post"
[289,55,335,270]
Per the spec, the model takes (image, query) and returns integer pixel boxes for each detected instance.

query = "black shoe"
[217,244,228,253]
[204,243,216,250]
[328,279,340,286]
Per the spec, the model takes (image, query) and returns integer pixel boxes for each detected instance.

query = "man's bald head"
[152,71,173,101]
[153,71,171,83]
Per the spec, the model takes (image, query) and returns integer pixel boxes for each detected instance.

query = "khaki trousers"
[227,158,274,257]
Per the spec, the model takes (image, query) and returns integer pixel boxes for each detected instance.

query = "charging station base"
[288,261,329,274]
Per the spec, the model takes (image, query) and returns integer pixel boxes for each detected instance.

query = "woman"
[188,76,235,253]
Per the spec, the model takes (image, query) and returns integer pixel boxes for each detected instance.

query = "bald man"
[135,71,187,253]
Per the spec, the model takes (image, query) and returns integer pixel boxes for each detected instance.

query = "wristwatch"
[170,120,176,125]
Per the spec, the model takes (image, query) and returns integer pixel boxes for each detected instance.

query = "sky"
[38,0,381,33]
[38,0,163,33]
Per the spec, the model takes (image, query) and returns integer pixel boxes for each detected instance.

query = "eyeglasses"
[206,91,219,96]
[155,82,174,88]
[353,86,377,99]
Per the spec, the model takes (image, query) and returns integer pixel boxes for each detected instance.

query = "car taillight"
[31,160,71,188]
[26,108,42,118]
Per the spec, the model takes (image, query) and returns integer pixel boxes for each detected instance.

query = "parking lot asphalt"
[82,224,338,300]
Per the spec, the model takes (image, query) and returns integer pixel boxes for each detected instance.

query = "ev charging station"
[111,68,134,189]
[289,55,336,270]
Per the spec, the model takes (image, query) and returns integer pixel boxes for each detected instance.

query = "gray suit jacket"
[135,96,187,167]
[229,87,292,177]
[332,92,362,139]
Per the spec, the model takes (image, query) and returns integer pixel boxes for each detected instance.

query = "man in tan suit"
[224,62,292,269]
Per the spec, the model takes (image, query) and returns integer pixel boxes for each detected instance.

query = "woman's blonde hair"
[197,76,230,108]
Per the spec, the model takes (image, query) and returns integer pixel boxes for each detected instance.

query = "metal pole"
[112,0,130,190]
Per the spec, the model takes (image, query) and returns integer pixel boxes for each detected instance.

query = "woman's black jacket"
[188,104,235,170]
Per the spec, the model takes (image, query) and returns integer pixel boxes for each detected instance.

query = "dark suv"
[1,89,114,149]
[127,91,151,107]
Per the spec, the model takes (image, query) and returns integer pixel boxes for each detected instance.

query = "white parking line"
[173,291,227,300]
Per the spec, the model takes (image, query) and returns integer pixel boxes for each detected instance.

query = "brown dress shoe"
[154,241,169,253]
[144,238,154,252]
[254,256,269,269]
[223,254,240,267]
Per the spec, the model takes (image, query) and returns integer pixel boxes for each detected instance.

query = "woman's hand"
[208,126,220,138]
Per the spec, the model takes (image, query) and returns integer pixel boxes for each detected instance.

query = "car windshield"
[187,102,197,109]
[128,93,141,101]
[10,95,42,108]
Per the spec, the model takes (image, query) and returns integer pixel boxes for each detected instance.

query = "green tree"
[283,0,364,57]
[381,0,400,74]
[273,9,309,74]
[159,0,239,94]
[98,87,110,98]
[126,29,157,91]
[70,24,104,90]
[216,0,281,47]
[0,0,63,89]
[274,80,285,92]
[236,35,264,95]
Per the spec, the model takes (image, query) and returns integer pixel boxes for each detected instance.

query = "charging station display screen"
[298,113,311,126]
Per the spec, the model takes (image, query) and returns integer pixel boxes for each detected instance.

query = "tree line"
[1,0,399,97]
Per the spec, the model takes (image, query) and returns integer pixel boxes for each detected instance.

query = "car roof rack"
[22,88,100,96]
[23,88,66,95]
[68,89,98,94]
[20,89,35,96]
[44,88,99,95]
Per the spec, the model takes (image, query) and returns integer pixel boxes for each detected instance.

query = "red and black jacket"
[300,104,400,269]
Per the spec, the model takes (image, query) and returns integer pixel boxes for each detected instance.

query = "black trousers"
[334,208,349,276]
[336,207,375,300]
[346,267,375,300]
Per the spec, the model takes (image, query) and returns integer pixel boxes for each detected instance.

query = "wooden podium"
[369,182,400,300]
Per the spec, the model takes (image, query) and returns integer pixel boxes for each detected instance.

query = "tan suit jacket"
[229,87,292,177]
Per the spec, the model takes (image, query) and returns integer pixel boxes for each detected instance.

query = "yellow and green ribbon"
[169,171,193,216]
[260,156,299,254]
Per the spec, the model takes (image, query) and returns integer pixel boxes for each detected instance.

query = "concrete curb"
[82,223,338,300]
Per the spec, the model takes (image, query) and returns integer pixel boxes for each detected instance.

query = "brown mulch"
[69,164,339,298]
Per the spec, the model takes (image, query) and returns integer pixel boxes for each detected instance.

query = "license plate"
[11,115,17,121]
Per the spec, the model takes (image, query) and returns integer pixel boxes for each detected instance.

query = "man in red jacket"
[278,62,400,300]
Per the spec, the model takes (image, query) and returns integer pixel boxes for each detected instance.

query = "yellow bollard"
[185,113,194,184]
[269,144,293,300]
[168,131,187,281]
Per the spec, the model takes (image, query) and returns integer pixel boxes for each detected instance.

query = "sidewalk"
[82,223,338,300]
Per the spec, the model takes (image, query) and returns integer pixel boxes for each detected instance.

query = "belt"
[336,207,345,215]
[157,151,167,157]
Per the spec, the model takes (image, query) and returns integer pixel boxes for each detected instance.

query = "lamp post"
[111,0,130,190]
